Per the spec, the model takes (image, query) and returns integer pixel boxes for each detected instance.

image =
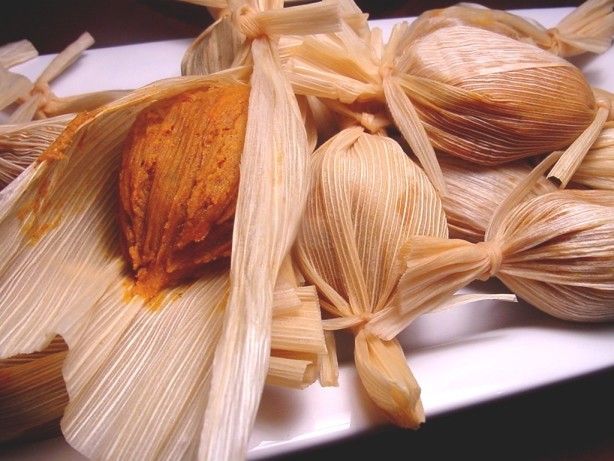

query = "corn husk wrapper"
[438,153,558,243]
[405,0,614,57]
[367,154,614,337]
[181,0,341,76]
[281,14,447,192]
[0,39,38,68]
[0,66,328,461]
[570,120,614,189]
[0,114,74,189]
[184,2,341,460]
[0,64,33,113]
[294,124,448,428]
[0,335,67,444]
[0,264,327,447]
[6,32,129,124]
[391,24,608,187]
[0,39,38,112]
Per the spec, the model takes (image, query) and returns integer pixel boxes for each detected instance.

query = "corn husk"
[0,335,67,444]
[6,32,129,124]
[391,24,608,185]
[181,0,341,76]
[570,120,614,189]
[281,12,447,192]
[405,0,614,57]
[0,39,38,68]
[0,63,33,113]
[0,70,253,460]
[0,39,37,112]
[294,124,448,428]
[438,153,558,243]
[367,153,614,337]
[184,3,340,461]
[0,114,74,189]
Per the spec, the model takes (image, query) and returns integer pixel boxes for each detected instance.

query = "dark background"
[2,1,613,460]
[2,0,581,54]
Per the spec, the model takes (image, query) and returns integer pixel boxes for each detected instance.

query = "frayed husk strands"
[181,0,341,76]
[404,0,614,57]
[294,124,448,428]
[391,24,609,185]
[438,153,558,243]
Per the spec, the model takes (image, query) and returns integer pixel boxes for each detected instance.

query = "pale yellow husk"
[0,114,74,189]
[393,24,604,175]
[294,124,448,428]
[366,152,614,336]
[5,32,129,124]
[438,153,558,243]
[570,120,614,189]
[405,0,614,57]
[185,2,341,461]
[0,39,38,68]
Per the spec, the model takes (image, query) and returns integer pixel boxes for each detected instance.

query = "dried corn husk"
[367,154,614,338]
[294,124,448,428]
[191,3,340,460]
[0,68,330,460]
[570,120,614,189]
[0,39,38,68]
[438,153,558,243]
[0,69,253,460]
[281,11,447,192]
[0,63,33,113]
[181,0,341,76]
[0,335,67,444]
[0,114,74,189]
[6,32,129,124]
[0,271,328,445]
[405,0,614,57]
[391,24,609,187]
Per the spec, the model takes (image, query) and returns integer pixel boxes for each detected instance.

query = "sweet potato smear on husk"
[118,84,249,299]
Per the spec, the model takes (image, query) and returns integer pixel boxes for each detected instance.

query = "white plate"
[1,6,614,461]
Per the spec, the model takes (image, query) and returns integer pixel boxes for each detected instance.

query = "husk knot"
[233,5,266,39]
[476,240,502,280]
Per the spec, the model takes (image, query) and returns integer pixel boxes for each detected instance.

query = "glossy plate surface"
[1,7,613,461]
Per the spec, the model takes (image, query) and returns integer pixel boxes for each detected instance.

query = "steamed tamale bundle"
[404,0,614,57]
[391,23,610,187]
[367,185,614,341]
[294,123,449,428]
[0,70,328,460]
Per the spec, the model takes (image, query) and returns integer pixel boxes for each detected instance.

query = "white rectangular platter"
[1,6,613,461]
